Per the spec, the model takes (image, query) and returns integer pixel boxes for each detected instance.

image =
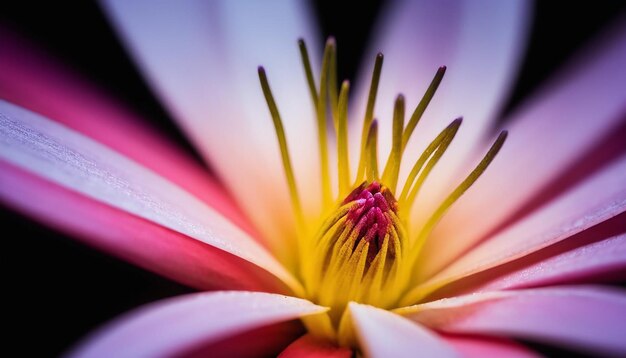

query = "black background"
[1,1,625,356]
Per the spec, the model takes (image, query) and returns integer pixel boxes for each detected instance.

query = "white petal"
[349,303,458,358]
[0,100,301,294]
[101,0,321,264]
[475,232,626,292]
[69,291,326,358]
[397,286,626,357]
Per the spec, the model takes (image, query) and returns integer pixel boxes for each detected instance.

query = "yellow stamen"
[401,66,447,150]
[297,39,319,106]
[356,53,384,183]
[399,118,462,208]
[317,38,335,207]
[329,39,339,127]
[258,67,305,230]
[365,120,379,182]
[411,131,508,257]
[337,80,351,196]
[381,94,405,192]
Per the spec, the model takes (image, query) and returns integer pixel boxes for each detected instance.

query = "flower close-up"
[2,1,626,357]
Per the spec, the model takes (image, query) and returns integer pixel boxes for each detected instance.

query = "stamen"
[329,40,339,126]
[305,182,406,319]
[356,53,384,183]
[381,94,405,192]
[401,66,447,150]
[318,38,335,207]
[258,67,305,229]
[297,39,319,106]
[411,131,508,256]
[337,80,351,196]
[365,120,379,182]
[400,118,462,207]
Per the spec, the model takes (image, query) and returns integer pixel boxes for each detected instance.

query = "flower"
[1,0,625,357]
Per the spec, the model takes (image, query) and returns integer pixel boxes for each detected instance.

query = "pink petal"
[68,291,326,358]
[0,28,256,238]
[442,334,539,358]
[1,160,285,293]
[279,334,353,358]
[101,0,322,264]
[0,100,302,294]
[423,214,626,299]
[422,18,626,277]
[349,303,458,358]
[180,321,304,358]
[475,231,626,293]
[398,286,626,356]
[405,154,626,302]
[351,0,530,201]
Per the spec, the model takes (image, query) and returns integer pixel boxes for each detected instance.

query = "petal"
[442,335,539,358]
[404,154,626,302]
[279,334,353,358]
[0,100,302,294]
[422,18,626,276]
[101,0,322,264]
[349,303,458,358]
[0,28,255,237]
[397,286,626,357]
[0,160,287,293]
[351,0,530,196]
[68,291,327,358]
[474,231,626,293]
[423,214,626,298]
[180,321,304,357]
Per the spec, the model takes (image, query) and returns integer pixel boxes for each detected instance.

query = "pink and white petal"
[279,334,353,358]
[474,231,626,293]
[184,321,304,358]
[442,334,539,358]
[397,286,626,357]
[0,100,302,294]
[422,18,626,276]
[404,154,626,302]
[1,160,287,293]
[350,0,530,199]
[422,214,626,299]
[349,303,458,358]
[0,28,256,238]
[101,0,322,264]
[68,291,327,358]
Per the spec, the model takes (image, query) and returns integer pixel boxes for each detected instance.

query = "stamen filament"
[329,40,339,127]
[258,67,305,229]
[401,66,447,150]
[318,38,335,207]
[403,118,463,208]
[337,80,351,196]
[298,39,319,106]
[356,53,384,183]
[381,94,405,193]
[365,120,379,181]
[399,118,462,205]
[411,131,508,256]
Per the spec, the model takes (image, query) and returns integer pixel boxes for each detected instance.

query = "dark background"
[1,1,625,356]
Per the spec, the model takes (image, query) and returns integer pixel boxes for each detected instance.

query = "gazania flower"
[2,0,625,357]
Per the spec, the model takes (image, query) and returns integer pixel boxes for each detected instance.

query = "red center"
[343,182,398,261]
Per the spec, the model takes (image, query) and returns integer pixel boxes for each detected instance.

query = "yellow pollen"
[258,38,508,344]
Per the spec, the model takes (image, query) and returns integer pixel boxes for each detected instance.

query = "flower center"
[343,181,398,266]
[302,180,406,323]
[258,37,507,341]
